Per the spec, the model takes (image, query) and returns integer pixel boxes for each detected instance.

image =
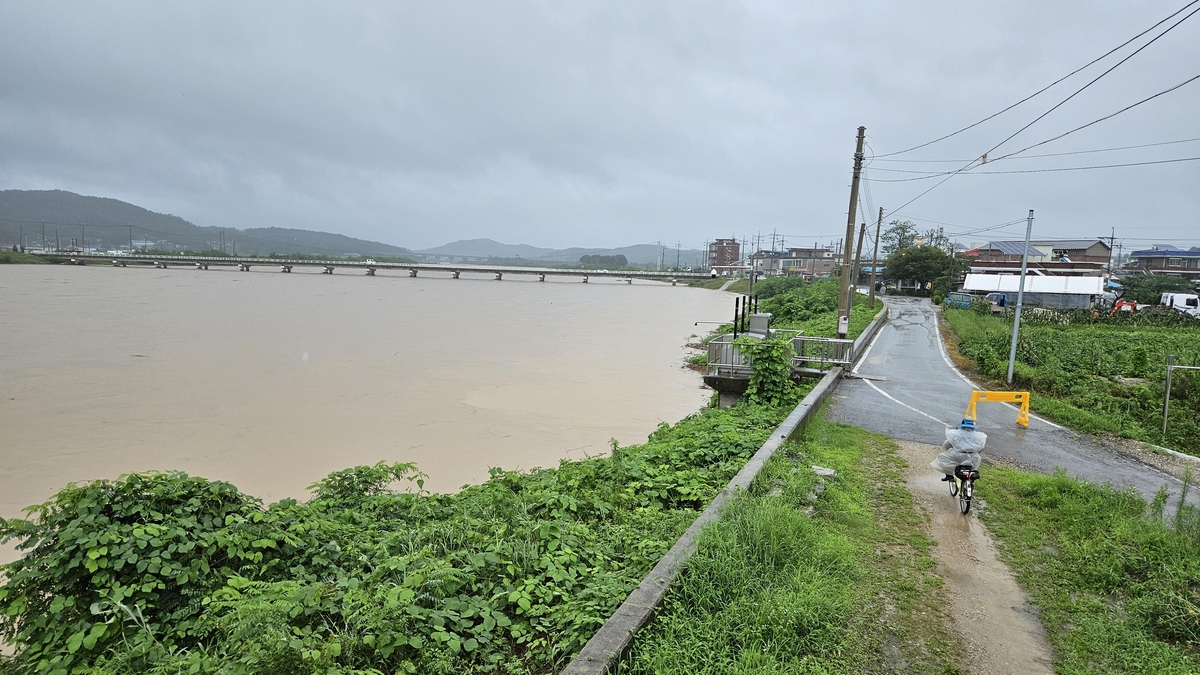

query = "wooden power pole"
[868,207,883,308]
[837,126,866,338]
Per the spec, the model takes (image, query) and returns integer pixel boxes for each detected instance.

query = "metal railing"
[707,335,752,377]
[706,332,855,377]
[791,335,855,371]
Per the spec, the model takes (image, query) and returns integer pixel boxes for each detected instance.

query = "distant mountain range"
[0,190,412,258]
[418,238,705,267]
[0,190,707,266]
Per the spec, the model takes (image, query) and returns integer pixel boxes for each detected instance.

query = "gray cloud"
[1,1,1197,250]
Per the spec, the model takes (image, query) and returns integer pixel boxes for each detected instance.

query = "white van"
[1160,292,1200,317]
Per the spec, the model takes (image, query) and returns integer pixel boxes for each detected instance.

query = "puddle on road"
[896,440,1054,675]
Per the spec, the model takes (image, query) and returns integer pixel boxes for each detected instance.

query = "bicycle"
[947,464,980,514]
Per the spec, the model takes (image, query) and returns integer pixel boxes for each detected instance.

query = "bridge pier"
[239,263,253,271]
[451,271,460,279]
[409,269,418,277]
[538,274,545,282]
[494,273,503,281]
[322,265,335,274]
[366,267,376,276]
[154,261,168,269]
[582,276,588,283]
[279,265,291,273]
[625,277,632,284]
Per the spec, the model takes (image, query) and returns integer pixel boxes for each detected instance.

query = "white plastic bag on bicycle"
[930,427,988,474]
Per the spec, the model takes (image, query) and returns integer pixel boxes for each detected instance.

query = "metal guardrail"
[706,332,855,378]
[791,335,855,371]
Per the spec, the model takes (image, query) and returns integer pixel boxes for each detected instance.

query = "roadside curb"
[559,306,889,674]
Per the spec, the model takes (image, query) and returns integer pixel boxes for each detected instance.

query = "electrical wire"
[873,0,1200,158]
[866,156,1200,182]
[870,137,1200,163]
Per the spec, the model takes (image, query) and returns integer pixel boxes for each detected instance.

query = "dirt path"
[895,440,1055,675]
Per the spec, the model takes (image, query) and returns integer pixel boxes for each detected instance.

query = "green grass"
[619,421,959,674]
[977,467,1200,674]
[0,250,53,264]
[686,278,729,290]
[942,307,1200,454]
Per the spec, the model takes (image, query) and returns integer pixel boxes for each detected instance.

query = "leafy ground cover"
[619,422,960,674]
[978,466,1200,673]
[0,386,812,674]
[0,251,52,264]
[942,307,1200,454]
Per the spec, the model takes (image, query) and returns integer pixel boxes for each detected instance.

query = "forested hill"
[0,190,411,257]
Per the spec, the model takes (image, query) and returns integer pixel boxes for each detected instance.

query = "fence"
[706,333,855,378]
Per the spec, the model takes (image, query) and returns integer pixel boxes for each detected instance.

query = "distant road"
[826,296,1192,505]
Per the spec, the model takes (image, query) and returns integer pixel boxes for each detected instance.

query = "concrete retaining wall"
[559,303,888,674]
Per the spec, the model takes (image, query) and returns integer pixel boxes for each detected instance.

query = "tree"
[920,228,952,253]
[579,254,627,268]
[1119,274,1192,305]
[880,220,918,256]
[885,245,961,288]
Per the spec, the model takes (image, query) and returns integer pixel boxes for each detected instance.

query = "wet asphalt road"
[825,296,1191,505]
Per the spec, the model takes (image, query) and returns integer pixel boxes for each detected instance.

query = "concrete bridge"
[43,252,711,285]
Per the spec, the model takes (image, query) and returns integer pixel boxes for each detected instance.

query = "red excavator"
[1110,299,1139,315]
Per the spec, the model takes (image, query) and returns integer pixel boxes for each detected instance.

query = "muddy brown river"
[0,264,728,562]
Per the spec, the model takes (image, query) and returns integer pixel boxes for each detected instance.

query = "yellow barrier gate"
[965,390,1030,428]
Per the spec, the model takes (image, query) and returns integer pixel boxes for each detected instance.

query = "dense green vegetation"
[1119,273,1194,305]
[755,278,880,338]
[979,466,1200,673]
[578,254,628,268]
[619,422,958,673]
[0,389,812,674]
[0,250,52,264]
[942,306,1200,454]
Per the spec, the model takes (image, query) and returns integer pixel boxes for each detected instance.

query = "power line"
[874,0,1200,158]
[988,74,1200,162]
[870,137,1200,163]
[867,156,1200,182]
[877,3,1198,216]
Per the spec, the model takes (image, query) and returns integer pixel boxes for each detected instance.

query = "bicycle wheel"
[959,482,972,514]
[948,477,958,496]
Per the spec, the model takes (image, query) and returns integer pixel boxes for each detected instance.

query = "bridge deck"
[38,253,712,281]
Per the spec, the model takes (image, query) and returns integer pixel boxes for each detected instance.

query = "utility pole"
[129,225,133,252]
[1006,210,1034,385]
[837,126,866,339]
[55,229,60,251]
[676,242,681,269]
[19,225,23,251]
[1101,228,1115,276]
[849,222,867,312]
[81,224,85,252]
[868,207,882,308]
[41,222,46,250]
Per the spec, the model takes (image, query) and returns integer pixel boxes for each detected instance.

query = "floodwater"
[0,264,729,562]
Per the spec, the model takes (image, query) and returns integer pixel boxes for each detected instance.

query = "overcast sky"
[1,1,1197,251]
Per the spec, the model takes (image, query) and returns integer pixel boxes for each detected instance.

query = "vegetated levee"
[978,464,1200,673]
[942,305,1200,455]
[0,399,806,675]
[618,421,959,674]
